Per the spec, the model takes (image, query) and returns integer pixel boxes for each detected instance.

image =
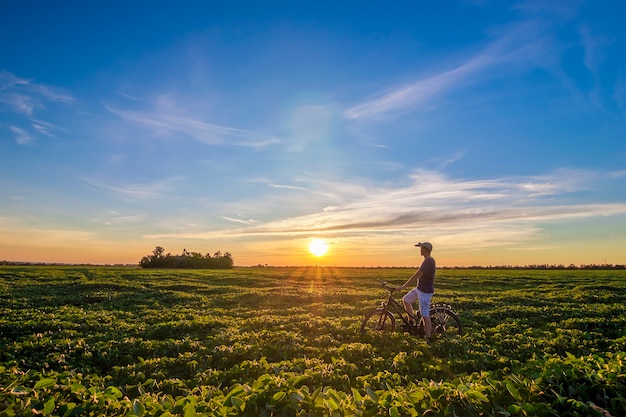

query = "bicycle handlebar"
[379,280,397,292]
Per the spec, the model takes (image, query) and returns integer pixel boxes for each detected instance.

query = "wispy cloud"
[146,168,626,249]
[106,106,246,144]
[0,71,74,116]
[579,25,603,76]
[106,105,279,149]
[236,137,283,149]
[344,20,552,120]
[31,119,64,139]
[270,183,309,191]
[90,211,148,226]
[221,216,258,225]
[344,54,494,120]
[81,175,187,200]
[8,125,34,144]
[6,121,61,144]
[436,151,466,169]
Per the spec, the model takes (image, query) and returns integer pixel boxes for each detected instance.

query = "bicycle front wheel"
[361,308,395,334]
[429,305,462,338]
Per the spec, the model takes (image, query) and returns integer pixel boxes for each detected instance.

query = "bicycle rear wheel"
[429,305,463,338]
[361,308,395,334]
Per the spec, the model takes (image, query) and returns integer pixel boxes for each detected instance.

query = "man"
[397,242,435,343]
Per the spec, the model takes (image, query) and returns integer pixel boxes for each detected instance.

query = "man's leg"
[402,299,416,323]
[418,291,433,340]
[402,289,418,324]
[422,316,432,339]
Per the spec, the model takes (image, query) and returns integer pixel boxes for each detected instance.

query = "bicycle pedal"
[401,323,420,335]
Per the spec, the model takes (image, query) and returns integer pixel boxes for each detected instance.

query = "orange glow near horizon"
[1,236,625,267]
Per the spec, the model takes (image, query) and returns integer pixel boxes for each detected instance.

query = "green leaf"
[231,396,245,410]
[60,402,77,417]
[67,406,85,416]
[389,406,401,417]
[34,378,56,389]
[288,375,308,387]
[408,390,424,403]
[255,373,272,385]
[467,390,489,403]
[132,399,145,417]
[10,386,29,396]
[60,402,76,417]
[505,381,522,401]
[2,408,16,417]
[366,386,379,402]
[325,397,340,410]
[311,386,322,403]
[104,386,123,399]
[272,391,286,404]
[223,385,245,405]
[183,402,196,417]
[43,398,55,415]
[70,383,85,394]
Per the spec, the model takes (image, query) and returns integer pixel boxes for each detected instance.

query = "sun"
[309,238,329,257]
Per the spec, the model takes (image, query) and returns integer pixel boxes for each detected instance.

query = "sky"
[1,1,625,267]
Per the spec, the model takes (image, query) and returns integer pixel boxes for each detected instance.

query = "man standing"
[398,242,435,343]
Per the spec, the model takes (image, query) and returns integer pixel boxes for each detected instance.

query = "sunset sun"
[309,238,329,257]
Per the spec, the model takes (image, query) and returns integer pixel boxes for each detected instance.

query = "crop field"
[1,266,625,416]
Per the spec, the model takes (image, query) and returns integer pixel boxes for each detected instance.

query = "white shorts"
[402,288,433,317]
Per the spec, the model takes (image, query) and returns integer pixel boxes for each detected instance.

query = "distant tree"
[139,247,234,269]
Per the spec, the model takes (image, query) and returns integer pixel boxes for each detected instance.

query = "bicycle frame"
[379,283,421,327]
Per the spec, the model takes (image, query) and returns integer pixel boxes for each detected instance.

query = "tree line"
[139,246,234,269]
[444,263,625,270]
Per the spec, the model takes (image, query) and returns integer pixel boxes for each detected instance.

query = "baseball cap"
[415,242,433,251]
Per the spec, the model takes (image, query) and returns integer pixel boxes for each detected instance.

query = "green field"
[1,266,625,416]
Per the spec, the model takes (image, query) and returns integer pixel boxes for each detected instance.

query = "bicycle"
[361,280,463,339]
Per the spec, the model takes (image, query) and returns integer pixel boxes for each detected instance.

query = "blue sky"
[1,0,625,266]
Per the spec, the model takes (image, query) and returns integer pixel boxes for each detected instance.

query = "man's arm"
[398,270,423,290]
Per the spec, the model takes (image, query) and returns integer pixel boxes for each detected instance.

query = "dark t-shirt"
[417,257,436,294]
